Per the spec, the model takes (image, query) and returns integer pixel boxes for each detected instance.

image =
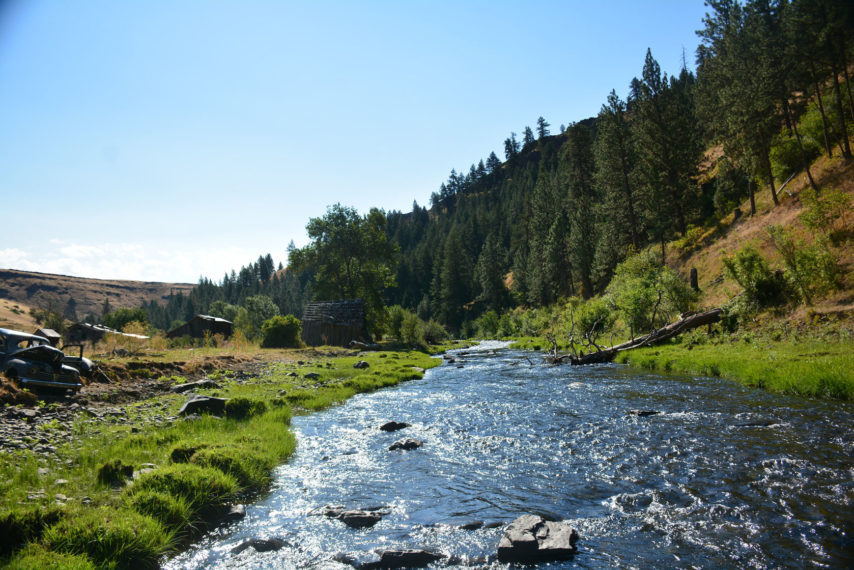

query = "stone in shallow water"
[379,421,410,432]
[388,438,422,451]
[496,514,578,563]
[230,537,288,554]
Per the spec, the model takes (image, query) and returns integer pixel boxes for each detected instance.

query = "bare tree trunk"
[764,148,780,206]
[831,62,852,158]
[548,308,723,365]
[784,99,819,192]
[811,63,833,158]
[748,178,757,216]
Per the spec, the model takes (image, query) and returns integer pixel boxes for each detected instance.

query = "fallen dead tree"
[547,308,723,365]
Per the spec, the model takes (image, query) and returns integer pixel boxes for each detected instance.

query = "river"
[166,341,854,568]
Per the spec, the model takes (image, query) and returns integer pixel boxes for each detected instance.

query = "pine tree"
[536,116,550,139]
[523,126,535,148]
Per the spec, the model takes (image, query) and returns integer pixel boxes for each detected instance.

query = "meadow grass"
[615,338,854,400]
[0,347,442,568]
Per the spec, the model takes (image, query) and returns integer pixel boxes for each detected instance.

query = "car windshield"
[14,338,48,350]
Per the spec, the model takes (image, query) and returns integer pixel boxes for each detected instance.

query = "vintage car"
[0,328,83,390]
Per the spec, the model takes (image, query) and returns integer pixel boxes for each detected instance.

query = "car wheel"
[4,369,20,389]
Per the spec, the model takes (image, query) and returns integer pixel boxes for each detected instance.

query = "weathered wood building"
[301,299,371,346]
[166,315,233,340]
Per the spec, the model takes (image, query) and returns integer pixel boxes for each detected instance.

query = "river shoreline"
[1,346,446,568]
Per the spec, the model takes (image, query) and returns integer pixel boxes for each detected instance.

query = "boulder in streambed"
[231,537,289,554]
[170,379,222,393]
[627,410,660,417]
[323,505,386,528]
[389,438,423,451]
[178,395,227,417]
[368,549,446,568]
[379,421,410,432]
[496,514,578,563]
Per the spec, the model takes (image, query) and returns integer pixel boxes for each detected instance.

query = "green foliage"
[190,445,275,489]
[260,314,302,348]
[713,157,749,216]
[770,130,820,181]
[124,490,191,533]
[722,245,789,311]
[9,544,96,570]
[0,506,63,557]
[131,464,237,517]
[224,397,267,420]
[475,310,500,338]
[103,307,148,331]
[238,295,280,339]
[799,188,852,236]
[96,459,134,486]
[606,250,698,338]
[42,506,171,570]
[766,225,839,305]
[287,204,398,333]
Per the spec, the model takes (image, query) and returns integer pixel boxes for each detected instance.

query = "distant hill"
[0,269,194,326]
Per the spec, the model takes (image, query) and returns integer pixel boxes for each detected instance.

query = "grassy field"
[0,346,446,568]
[614,337,854,400]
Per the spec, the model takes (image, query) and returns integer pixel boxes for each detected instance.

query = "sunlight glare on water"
[167,342,854,569]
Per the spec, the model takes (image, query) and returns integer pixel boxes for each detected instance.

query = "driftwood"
[548,308,722,365]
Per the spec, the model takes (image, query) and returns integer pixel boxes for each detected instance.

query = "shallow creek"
[167,341,854,568]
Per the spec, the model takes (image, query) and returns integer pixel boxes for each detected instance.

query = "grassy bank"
[0,347,444,568]
[614,338,854,400]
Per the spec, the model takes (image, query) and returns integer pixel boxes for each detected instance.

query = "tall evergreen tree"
[536,116,550,139]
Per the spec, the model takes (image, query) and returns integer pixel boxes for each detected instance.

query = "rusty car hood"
[12,344,65,365]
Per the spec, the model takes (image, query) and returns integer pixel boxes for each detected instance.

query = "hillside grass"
[0,346,443,568]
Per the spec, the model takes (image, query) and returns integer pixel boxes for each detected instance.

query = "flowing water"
[167,342,854,568]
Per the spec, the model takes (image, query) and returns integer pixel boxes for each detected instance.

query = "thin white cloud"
[1,241,263,283]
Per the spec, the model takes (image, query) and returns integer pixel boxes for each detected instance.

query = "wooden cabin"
[166,315,233,339]
[301,299,371,346]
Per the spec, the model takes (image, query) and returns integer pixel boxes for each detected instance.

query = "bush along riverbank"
[0,348,442,568]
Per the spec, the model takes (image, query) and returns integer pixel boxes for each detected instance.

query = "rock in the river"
[459,520,484,530]
[353,360,370,369]
[370,549,446,568]
[231,537,288,554]
[178,395,227,417]
[627,410,660,417]
[223,504,246,522]
[379,421,410,432]
[496,514,578,563]
[170,379,222,393]
[323,505,385,528]
[388,438,423,451]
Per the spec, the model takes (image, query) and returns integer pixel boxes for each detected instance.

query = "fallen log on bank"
[548,308,723,365]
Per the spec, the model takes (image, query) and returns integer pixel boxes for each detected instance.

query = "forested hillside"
[129,0,854,339]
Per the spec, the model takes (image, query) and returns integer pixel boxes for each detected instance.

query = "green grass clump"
[616,339,854,399]
[224,397,267,420]
[131,464,237,518]
[0,506,63,557]
[96,459,134,487]
[8,544,96,570]
[42,506,171,570]
[190,445,275,488]
[124,490,192,533]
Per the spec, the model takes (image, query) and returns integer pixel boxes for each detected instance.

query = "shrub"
[722,245,789,309]
[224,397,267,420]
[713,158,749,216]
[399,311,424,347]
[124,490,191,532]
[766,225,840,305]
[422,319,448,344]
[97,459,134,486]
[260,314,302,348]
[388,305,407,340]
[42,506,170,570]
[475,310,500,338]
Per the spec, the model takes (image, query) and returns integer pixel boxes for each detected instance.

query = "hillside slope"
[672,154,854,319]
[0,269,194,327]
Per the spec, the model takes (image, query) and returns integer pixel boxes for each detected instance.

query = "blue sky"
[0,0,709,283]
